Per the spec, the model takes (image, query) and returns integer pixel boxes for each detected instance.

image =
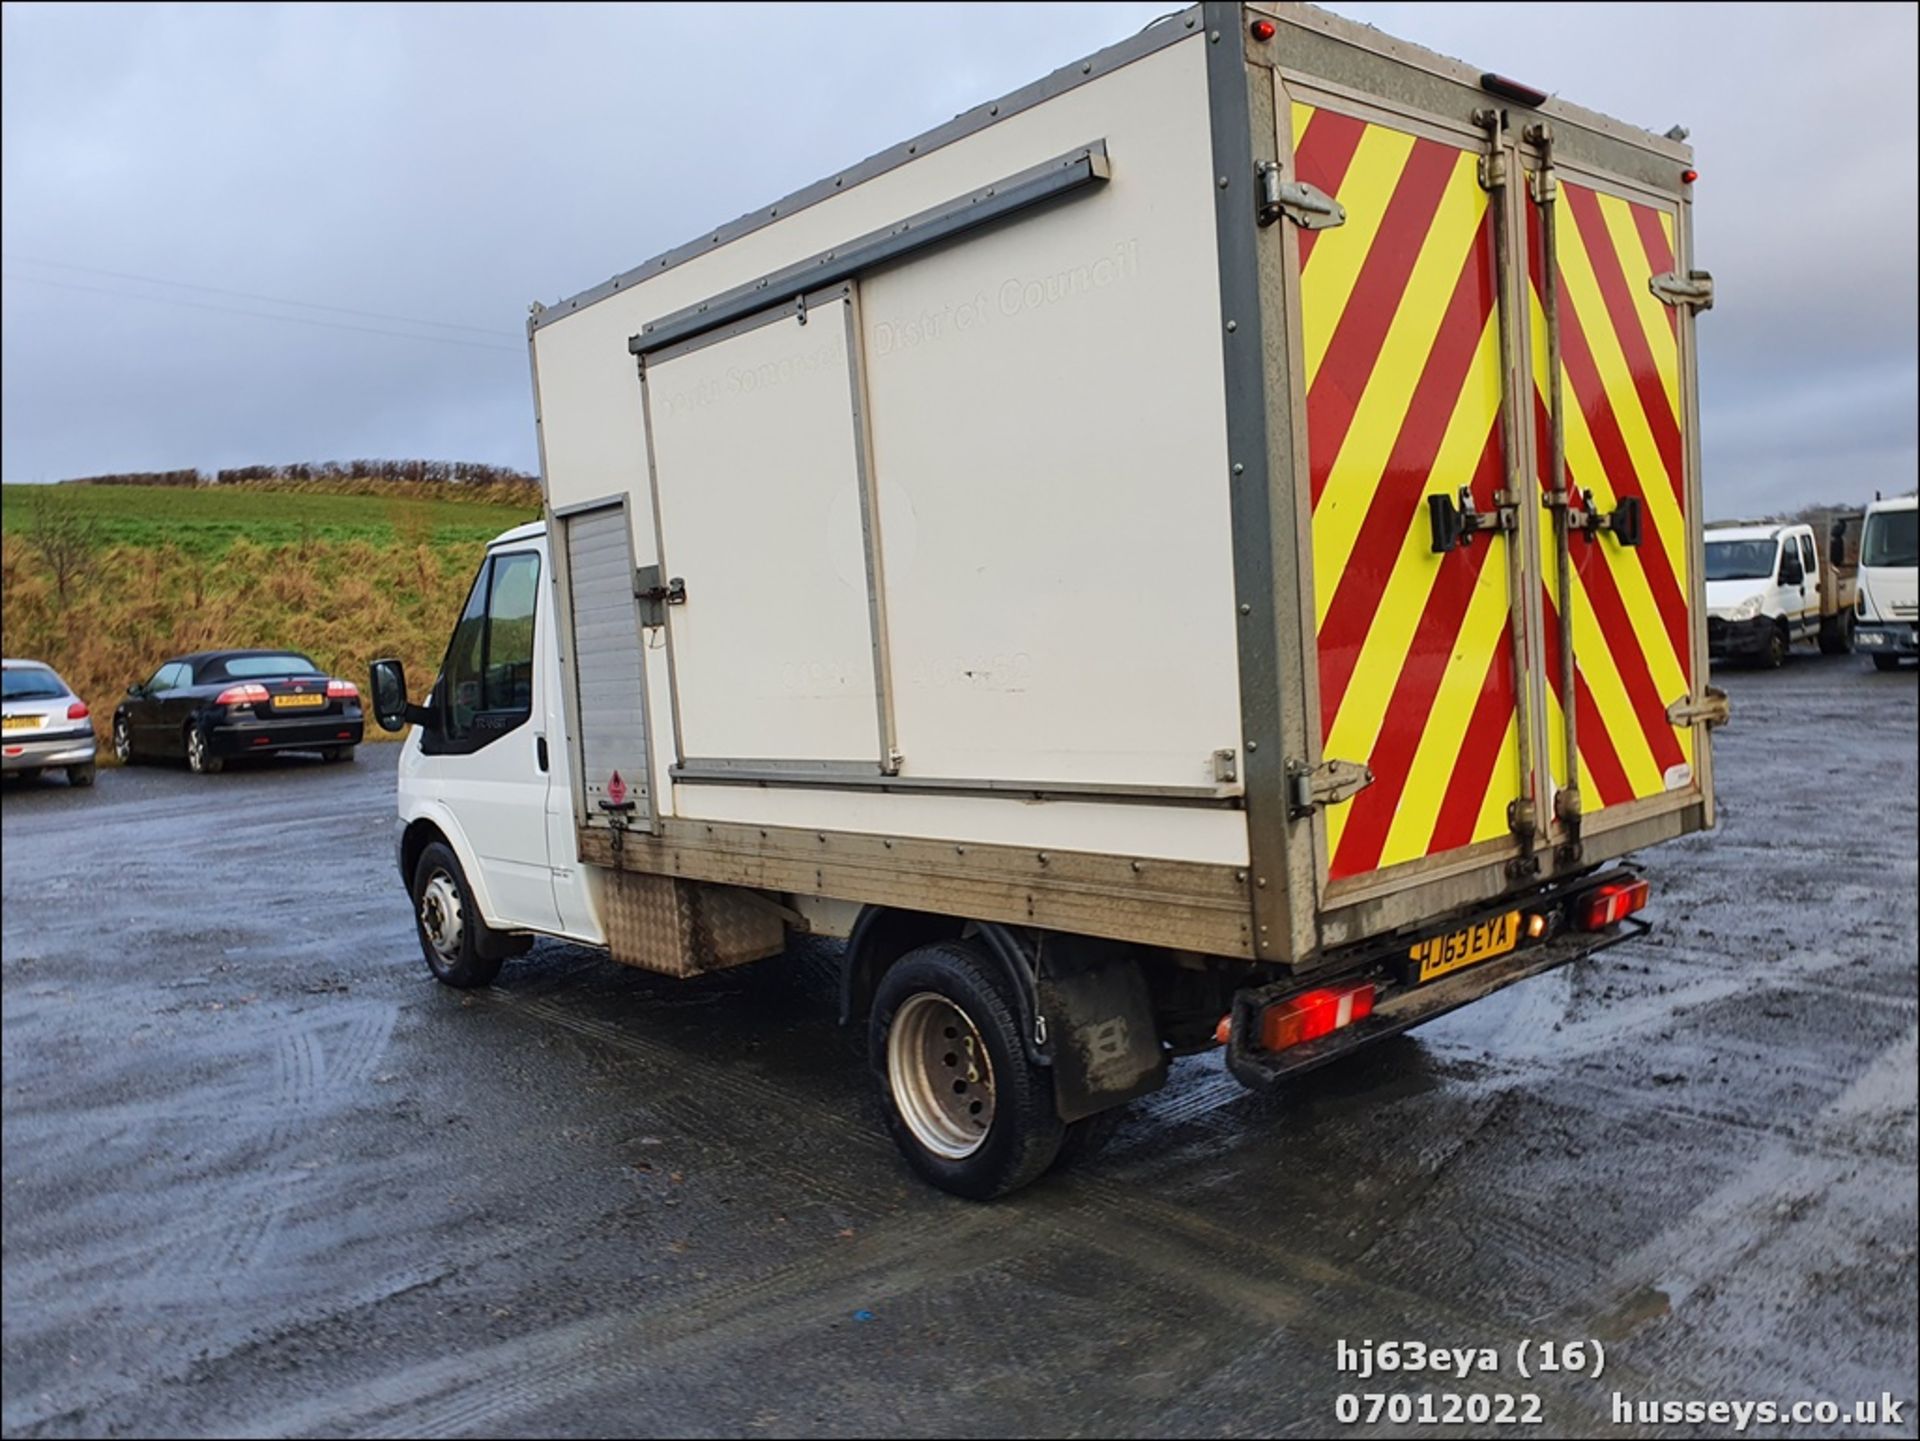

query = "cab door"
[420,546,562,933]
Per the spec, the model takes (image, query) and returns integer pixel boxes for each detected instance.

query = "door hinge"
[1429,486,1518,553]
[633,565,686,625]
[1257,160,1345,231]
[1650,269,1714,313]
[1666,685,1730,730]
[1288,757,1374,819]
[1212,748,1238,784]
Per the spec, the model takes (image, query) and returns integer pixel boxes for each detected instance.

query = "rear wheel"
[67,763,96,788]
[411,841,504,989]
[1873,654,1904,672]
[321,746,356,763]
[1818,613,1855,655]
[185,725,224,774]
[870,941,1063,1199]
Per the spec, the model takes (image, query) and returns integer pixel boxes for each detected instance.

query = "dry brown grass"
[3,531,482,749]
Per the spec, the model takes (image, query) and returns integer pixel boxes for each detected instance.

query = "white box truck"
[371,1,1725,1197]
[1855,494,1919,668]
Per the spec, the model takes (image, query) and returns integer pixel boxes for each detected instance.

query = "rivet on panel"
[1226,319,1238,332]
[1217,175,1230,189]
[1240,602,1252,615]
[1257,877,1269,889]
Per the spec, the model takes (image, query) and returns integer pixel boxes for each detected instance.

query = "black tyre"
[185,724,224,774]
[1764,623,1788,669]
[67,763,96,788]
[321,746,356,763]
[870,941,1063,1200]
[410,841,504,989]
[112,715,135,764]
[1055,1107,1124,1171]
[1872,654,1904,673]
[1818,613,1854,655]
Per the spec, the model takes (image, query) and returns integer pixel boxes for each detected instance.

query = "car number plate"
[272,693,326,709]
[1409,911,1521,983]
[2,714,42,732]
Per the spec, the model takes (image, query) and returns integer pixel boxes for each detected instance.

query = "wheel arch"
[399,802,505,930]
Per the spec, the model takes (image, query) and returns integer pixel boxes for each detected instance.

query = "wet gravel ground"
[3,655,1915,1439]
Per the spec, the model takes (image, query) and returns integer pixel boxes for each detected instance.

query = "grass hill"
[2,479,541,752]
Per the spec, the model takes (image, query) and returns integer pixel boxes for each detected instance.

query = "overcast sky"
[3,2,1914,515]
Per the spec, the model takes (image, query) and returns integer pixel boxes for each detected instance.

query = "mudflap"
[1036,936,1168,1123]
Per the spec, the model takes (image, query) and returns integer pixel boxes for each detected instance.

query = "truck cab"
[387,523,608,986]
[1855,495,1919,670]
[1704,523,1824,667]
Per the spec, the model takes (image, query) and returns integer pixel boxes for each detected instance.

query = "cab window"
[427,550,540,754]
[1798,534,1817,575]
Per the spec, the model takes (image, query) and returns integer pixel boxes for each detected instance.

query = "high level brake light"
[216,683,269,707]
[1216,982,1376,1052]
[327,679,359,700]
[1576,878,1649,931]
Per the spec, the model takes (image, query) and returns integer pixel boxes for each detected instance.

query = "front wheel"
[185,725,224,774]
[1764,623,1788,669]
[411,841,504,989]
[112,716,134,764]
[870,941,1064,1200]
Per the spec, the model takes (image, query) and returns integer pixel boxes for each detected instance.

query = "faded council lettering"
[656,334,844,419]
[870,238,1140,357]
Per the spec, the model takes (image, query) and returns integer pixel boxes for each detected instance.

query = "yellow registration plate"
[1410,911,1521,983]
[272,693,327,709]
[2,715,41,731]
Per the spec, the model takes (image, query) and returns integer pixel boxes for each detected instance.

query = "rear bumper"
[1707,614,1773,658]
[207,713,364,756]
[2,729,97,770]
[1223,874,1647,1090]
[1856,621,1918,657]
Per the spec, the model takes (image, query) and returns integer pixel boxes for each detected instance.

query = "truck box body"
[527,1,1714,974]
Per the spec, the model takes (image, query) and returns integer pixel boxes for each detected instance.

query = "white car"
[2,658,97,787]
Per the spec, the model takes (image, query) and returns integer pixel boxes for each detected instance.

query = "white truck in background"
[1855,494,1919,670]
[1704,519,1858,667]
[370,2,1721,1198]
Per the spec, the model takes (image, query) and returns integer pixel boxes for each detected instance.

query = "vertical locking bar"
[1529,121,1581,851]
[1476,108,1537,854]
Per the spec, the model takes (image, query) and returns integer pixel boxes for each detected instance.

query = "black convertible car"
[112,649,364,774]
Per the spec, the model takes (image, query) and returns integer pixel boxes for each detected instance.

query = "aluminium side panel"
[534,24,1251,874]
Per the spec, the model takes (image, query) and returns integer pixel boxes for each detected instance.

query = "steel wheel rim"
[887,991,995,1160]
[419,870,464,963]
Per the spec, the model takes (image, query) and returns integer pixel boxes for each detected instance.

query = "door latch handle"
[535,734,549,772]
[1429,487,1516,553]
[1566,490,1644,546]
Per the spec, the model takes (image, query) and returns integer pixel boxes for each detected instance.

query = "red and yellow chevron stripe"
[1294,102,1520,883]
[1528,179,1694,812]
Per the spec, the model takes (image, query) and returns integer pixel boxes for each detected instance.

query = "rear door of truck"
[1266,13,1710,925]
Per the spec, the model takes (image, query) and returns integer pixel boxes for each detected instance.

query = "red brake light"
[1224,983,1375,1052]
[1577,878,1649,931]
[1249,18,1276,41]
[216,683,269,706]
[327,679,359,700]
[1681,168,1698,185]
[67,701,90,720]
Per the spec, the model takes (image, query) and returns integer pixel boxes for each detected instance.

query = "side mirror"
[126,683,144,698]
[369,658,422,733]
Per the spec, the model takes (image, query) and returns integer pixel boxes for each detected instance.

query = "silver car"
[2,658,97,787]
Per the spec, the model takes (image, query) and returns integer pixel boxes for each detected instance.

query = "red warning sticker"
[607,770,627,805]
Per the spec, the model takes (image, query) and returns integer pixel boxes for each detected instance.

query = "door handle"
[535,734,549,772]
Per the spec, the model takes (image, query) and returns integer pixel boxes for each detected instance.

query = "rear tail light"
[327,679,359,700]
[1576,878,1649,931]
[67,701,90,720]
[1217,982,1377,1052]
[216,683,270,706]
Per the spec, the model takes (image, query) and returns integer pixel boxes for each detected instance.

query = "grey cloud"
[4,2,1914,518]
